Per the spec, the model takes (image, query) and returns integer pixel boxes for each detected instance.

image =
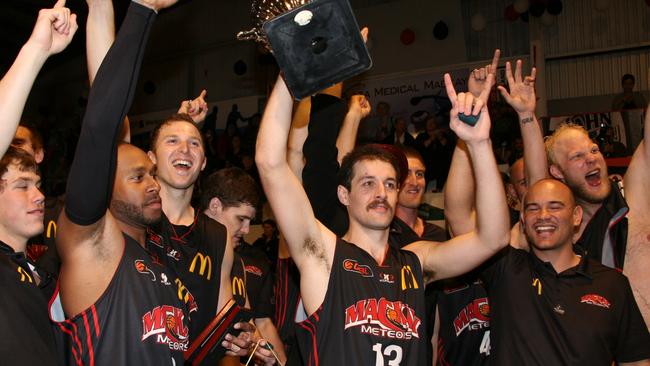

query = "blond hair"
[544,123,590,165]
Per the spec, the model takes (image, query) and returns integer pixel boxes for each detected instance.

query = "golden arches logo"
[400,265,419,290]
[532,278,542,295]
[46,220,57,239]
[17,267,33,283]
[189,252,212,280]
[232,276,247,298]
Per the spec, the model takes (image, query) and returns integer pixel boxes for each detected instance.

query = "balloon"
[237,0,311,49]
[514,0,530,14]
[234,60,248,75]
[547,0,563,15]
[471,13,487,31]
[529,0,546,17]
[504,4,519,21]
[401,28,416,45]
[433,21,449,40]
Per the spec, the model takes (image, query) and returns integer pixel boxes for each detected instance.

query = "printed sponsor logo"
[46,220,57,239]
[344,298,421,339]
[244,265,263,277]
[141,305,189,351]
[174,278,198,314]
[400,265,419,290]
[17,266,33,283]
[232,276,247,298]
[147,230,164,248]
[135,260,156,282]
[581,294,611,309]
[166,248,181,261]
[343,259,374,278]
[189,252,212,280]
[453,297,490,336]
[160,273,172,286]
[379,272,395,284]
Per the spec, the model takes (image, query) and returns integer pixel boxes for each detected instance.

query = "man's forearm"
[65,2,156,225]
[467,140,509,247]
[518,111,548,187]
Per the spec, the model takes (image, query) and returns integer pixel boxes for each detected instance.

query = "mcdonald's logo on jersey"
[17,266,33,283]
[189,252,212,280]
[400,265,419,290]
[232,276,247,298]
[46,220,57,239]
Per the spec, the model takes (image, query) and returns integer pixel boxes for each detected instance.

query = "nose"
[32,187,45,206]
[147,176,161,193]
[375,182,388,199]
[539,206,551,219]
[178,140,190,153]
[240,220,251,235]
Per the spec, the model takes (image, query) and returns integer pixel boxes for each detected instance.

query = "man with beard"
[255,70,510,364]
[544,107,650,327]
[482,179,650,365]
[50,1,193,363]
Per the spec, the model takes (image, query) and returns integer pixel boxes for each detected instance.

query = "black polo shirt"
[234,243,274,319]
[482,246,650,365]
[0,241,59,365]
[388,217,447,249]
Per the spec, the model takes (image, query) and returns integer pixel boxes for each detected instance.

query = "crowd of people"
[1,0,649,365]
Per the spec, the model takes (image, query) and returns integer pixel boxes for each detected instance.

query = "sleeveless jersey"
[429,274,490,365]
[231,252,249,307]
[51,234,189,365]
[297,238,427,366]
[147,212,227,364]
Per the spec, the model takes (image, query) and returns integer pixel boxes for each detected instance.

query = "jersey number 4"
[373,343,403,366]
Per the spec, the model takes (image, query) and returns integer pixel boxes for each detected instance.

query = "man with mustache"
[255,69,510,364]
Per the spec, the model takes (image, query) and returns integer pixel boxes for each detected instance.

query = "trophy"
[237,0,372,100]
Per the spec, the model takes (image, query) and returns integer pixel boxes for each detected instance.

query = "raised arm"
[443,140,476,236]
[287,97,311,180]
[336,94,370,163]
[498,60,548,187]
[256,77,336,315]
[624,101,650,210]
[406,73,510,280]
[0,0,77,156]
[178,89,209,124]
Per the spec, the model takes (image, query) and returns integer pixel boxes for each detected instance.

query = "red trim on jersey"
[65,319,84,363]
[437,338,450,366]
[82,311,95,366]
[56,322,82,366]
[91,305,101,337]
[168,212,199,243]
[298,319,319,366]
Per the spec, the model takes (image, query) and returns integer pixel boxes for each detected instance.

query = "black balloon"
[529,2,546,17]
[237,0,311,49]
[547,0,563,15]
[234,60,248,75]
[433,21,448,40]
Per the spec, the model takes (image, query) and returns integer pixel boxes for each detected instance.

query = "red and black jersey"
[0,241,59,365]
[275,256,304,365]
[50,234,190,365]
[231,253,249,307]
[297,238,427,366]
[235,243,274,318]
[427,274,490,366]
[147,211,227,364]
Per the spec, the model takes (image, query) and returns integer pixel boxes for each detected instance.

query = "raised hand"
[178,89,208,123]
[497,60,537,114]
[445,73,491,144]
[468,49,500,100]
[347,94,371,119]
[27,0,78,56]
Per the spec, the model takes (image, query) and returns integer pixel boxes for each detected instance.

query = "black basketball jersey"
[50,234,189,365]
[429,275,490,365]
[235,244,274,318]
[0,241,59,366]
[231,252,249,307]
[147,212,227,347]
[297,238,427,366]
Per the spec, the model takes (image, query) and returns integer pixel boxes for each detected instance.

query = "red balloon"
[646,0,650,6]
[504,4,519,21]
[400,28,416,45]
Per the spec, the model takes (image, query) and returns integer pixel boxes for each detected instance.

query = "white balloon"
[471,13,487,31]
[595,0,610,11]
[514,0,530,14]
[541,11,556,26]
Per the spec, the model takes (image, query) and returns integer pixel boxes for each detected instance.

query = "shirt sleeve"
[64,3,156,225]
[614,276,650,363]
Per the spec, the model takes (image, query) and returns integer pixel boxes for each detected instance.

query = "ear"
[209,197,224,215]
[572,205,583,228]
[147,150,157,164]
[200,156,207,171]
[549,164,564,181]
[34,148,44,164]
[337,185,350,206]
